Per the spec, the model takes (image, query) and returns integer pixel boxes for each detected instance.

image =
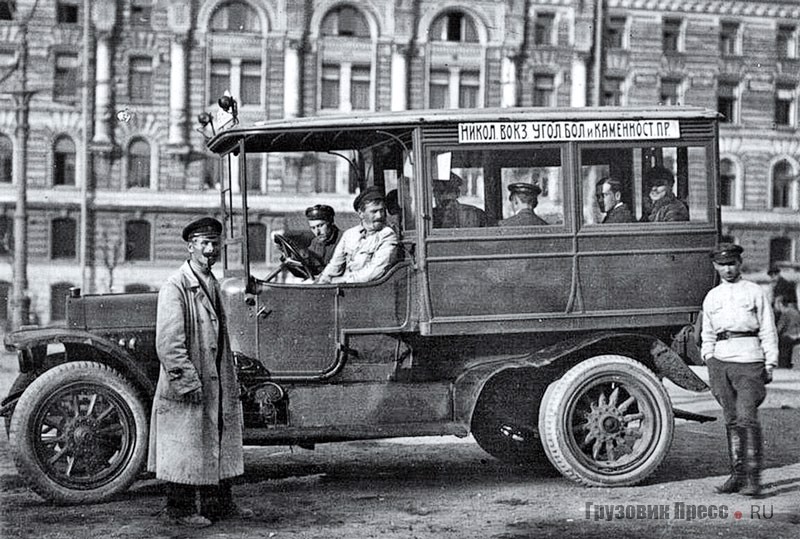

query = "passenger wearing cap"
[304,204,341,275]
[432,173,487,229]
[642,166,689,222]
[498,182,548,227]
[149,217,251,527]
[701,242,778,497]
[317,186,398,284]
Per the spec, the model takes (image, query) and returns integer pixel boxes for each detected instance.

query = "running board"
[673,407,716,423]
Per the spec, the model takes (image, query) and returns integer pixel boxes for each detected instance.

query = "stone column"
[391,45,407,111]
[571,54,588,107]
[284,41,300,118]
[501,54,517,108]
[91,1,116,146]
[167,1,192,153]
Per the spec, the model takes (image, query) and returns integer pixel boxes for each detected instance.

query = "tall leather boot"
[740,425,763,496]
[715,426,745,493]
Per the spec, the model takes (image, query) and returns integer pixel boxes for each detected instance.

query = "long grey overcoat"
[147,261,244,485]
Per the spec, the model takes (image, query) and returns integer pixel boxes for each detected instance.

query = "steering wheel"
[272,234,314,281]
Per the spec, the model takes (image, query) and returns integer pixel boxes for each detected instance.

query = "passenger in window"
[642,166,689,222]
[432,173,487,229]
[595,177,633,223]
[304,204,341,276]
[385,189,402,235]
[498,182,548,226]
[317,187,398,284]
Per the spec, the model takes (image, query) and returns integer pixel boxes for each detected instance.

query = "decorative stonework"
[91,0,117,34]
[37,111,84,139]
[608,0,800,18]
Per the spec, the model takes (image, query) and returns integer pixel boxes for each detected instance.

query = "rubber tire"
[3,372,37,436]
[538,355,674,487]
[8,361,149,504]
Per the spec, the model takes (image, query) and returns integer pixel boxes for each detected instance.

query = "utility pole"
[591,0,605,107]
[10,21,32,329]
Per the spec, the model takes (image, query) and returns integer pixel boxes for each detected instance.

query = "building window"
[0,2,13,21]
[717,82,738,123]
[429,69,449,109]
[533,13,555,46]
[719,158,736,207]
[663,18,682,53]
[775,85,796,127]
[209,60,231,104]
[430,11,478,43]
[130,0,152,27]
[660,78,681,106]
[129,56,153,102]
[244,153,262,192]
[532,74,555,107]
[604,16,627,50]
[321,5,369,37]
[0,134,11,183]
[350,65,371,110]
[0,215,11,256]
[0,281,9,323]
[127,139,150,189]
[53,136,76,186]
[210,0,260,33]
[772,160,795,209]
[240,61,261,105]
[770,237,793,266]
[50,282,73,321]
[51,218,77,260]
[125,220,151,261]
[56,1,78,24]
[720,21,740,56]
[777,25,797,59]
[459,71,479,108]
[54,53,79,101]
[247,223,267,263]
[321,64,340,110]
[603,77,624,106]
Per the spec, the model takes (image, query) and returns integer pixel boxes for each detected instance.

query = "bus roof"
[206,106,719,155]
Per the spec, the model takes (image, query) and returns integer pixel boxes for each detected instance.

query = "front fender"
[4,326,155,396]
[452,331,709,425]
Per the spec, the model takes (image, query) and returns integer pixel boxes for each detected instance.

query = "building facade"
[0,0,799,326]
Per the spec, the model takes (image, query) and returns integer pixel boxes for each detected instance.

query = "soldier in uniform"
[643,166,689,222]
[432,173,487,229]
[305,204,341,275]
[149,217,252,527]
[701,243,778,496]
[498,182,548,226]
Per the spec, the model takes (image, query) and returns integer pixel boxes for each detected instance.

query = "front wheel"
[538,355,674,487]
[9,361,149,504]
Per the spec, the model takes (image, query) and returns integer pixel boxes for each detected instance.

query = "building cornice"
[607,0,800,18]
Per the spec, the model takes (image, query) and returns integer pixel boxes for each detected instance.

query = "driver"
[317,187,398,284]
[305,204,341,275]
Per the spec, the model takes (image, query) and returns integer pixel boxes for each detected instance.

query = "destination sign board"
[458,120,680,143]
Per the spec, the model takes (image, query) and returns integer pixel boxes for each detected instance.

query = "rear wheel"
[9,361,149,504]
[538,355,673,486]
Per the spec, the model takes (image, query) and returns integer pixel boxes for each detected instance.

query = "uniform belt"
[716,330,759,341]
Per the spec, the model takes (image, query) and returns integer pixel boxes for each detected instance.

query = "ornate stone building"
[0,0,798,326]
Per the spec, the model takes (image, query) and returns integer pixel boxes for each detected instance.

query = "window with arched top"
[430,11,478,42]
[53,135,76,186]
[772,159,795,209]
[51,282,74,321]
[0,134,11,183]
[128,139,151,188]
[719,158,736,207]
[210,0,260,33]
[321,5,370,37]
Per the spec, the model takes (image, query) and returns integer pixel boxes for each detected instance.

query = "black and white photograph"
[1,1,800,537]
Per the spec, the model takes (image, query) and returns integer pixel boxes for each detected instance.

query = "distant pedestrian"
[148,217,252,527]
[701,243,778,496]
[774,294,800,369]
[768,264,797,307]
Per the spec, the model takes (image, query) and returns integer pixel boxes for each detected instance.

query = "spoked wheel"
[9,361,148,504]
[538,355,674,486]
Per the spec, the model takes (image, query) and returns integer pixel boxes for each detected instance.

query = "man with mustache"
[149,217,252,527]
[317,187,398,284]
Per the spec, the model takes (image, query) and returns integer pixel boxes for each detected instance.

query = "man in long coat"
[148,217,250,527]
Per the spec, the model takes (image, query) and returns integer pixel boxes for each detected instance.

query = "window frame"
[0,133,12,184]
[128,55,154,103]
[53,52,80,102]
[719,21,741,57]
[50,217,77,260]
[53,135,76,187]
[126,138,152,189]
[662,17,683,54]
[56,0,79,24]
[124,219,152,262]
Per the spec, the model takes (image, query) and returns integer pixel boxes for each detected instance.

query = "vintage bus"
[3,104,720,503]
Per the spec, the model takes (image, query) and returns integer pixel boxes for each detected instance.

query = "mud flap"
[650,339,709,392]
